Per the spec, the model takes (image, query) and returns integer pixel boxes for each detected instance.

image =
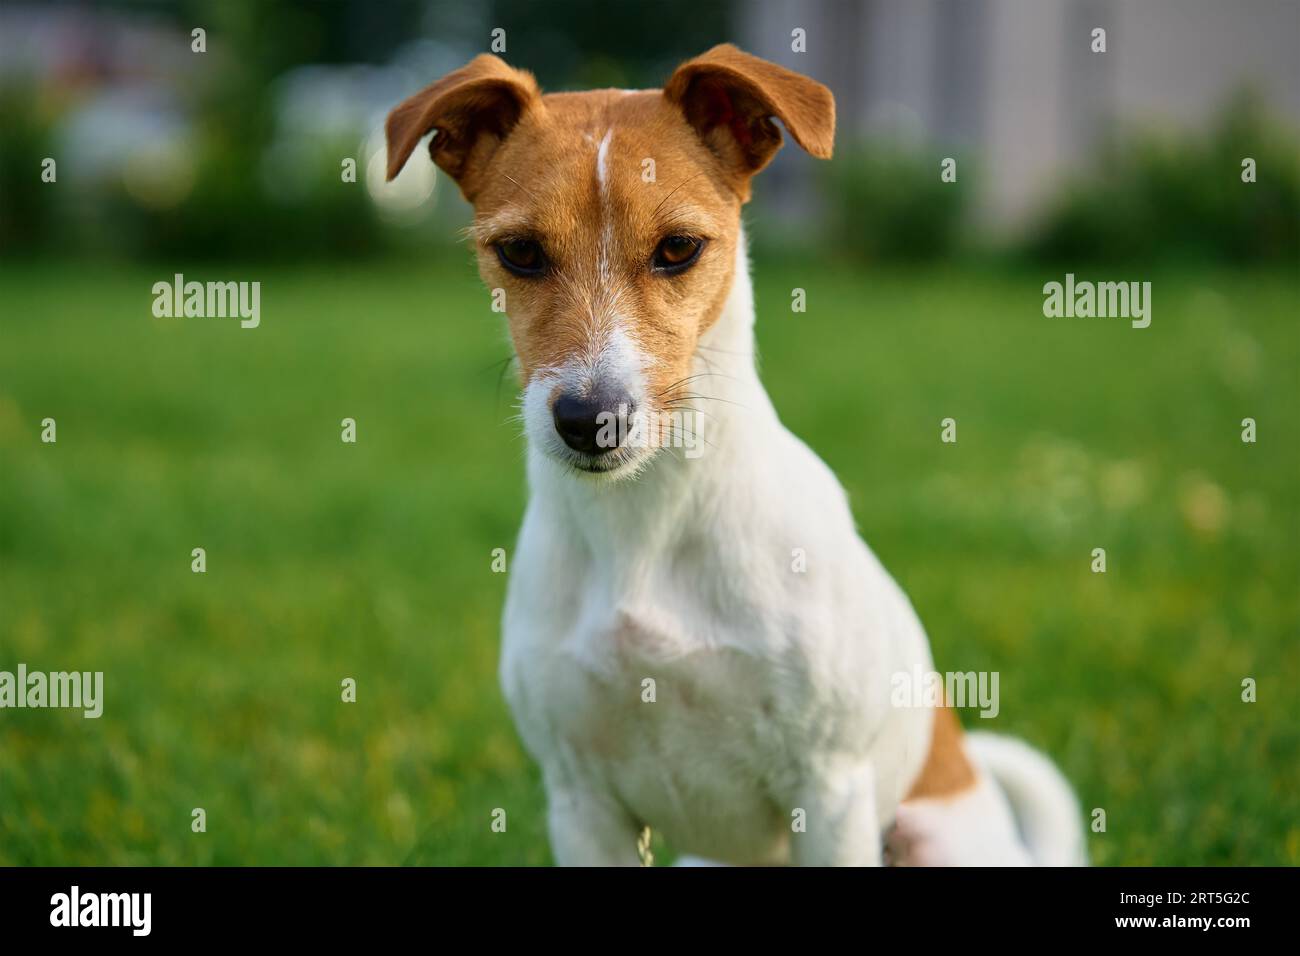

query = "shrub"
[1026,91,1300,265]
[821,143,972,262]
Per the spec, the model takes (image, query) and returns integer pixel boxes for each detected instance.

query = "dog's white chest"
[505,595,799,863]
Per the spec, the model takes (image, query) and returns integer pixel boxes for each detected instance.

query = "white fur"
[596,129,616,292]
[888,770,1032,867]
[501,230,1082,865]
[595,128,613,189]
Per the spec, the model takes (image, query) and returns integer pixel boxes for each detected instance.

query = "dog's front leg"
[546,783,643,866]
[790,760,883,866]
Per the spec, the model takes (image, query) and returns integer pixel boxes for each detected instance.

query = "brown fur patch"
[906,706,977,799]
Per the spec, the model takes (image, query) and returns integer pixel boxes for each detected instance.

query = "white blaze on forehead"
[595,127,615,286]
[595,128,613,191]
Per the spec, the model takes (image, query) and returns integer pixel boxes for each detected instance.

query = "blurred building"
[737,0,1300,227]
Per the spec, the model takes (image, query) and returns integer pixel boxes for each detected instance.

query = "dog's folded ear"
[664,44,834,195]
[385,54,541,199]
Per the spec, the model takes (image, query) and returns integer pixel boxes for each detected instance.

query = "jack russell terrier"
[386,44,1086,866]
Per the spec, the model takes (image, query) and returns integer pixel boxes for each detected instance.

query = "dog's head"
[386,44,834,478]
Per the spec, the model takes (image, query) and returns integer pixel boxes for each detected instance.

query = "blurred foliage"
[822,144,973,262]
[0,0,406,263]
[0,84,58,255]
[491,0,727,89]
[1026,92,1300,265]
[2,2,1298,266]
[96,135,384,262]
[105,0,386,261]
[0,0,729,263]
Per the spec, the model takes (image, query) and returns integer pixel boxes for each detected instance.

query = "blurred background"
[4,0,1299,263]
[0,0,1297,865]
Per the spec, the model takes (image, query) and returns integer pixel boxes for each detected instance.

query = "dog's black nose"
[552,388,633,455]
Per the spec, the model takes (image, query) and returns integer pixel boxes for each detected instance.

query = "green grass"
[1,256,1296,865]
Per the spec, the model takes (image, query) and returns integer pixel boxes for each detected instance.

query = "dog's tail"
[965,731,1088,866]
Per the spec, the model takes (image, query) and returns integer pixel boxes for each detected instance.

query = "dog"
[386,44,1086,866]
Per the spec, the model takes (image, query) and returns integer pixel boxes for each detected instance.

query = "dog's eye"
[496,239,546,276]
[652,236,704,274]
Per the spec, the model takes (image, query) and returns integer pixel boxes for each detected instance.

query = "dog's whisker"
[653,372,715,398]
[652,369,742,401]
[502,172,541,204]
[668,392,748,409]
[659,400,718,422]
[659,403,714,419]
[650,170,707,219]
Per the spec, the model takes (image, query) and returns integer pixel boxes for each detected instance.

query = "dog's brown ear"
[385,54,541,200]
[664,44,834,196]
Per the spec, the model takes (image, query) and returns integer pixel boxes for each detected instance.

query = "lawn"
[0,256,1296,865]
